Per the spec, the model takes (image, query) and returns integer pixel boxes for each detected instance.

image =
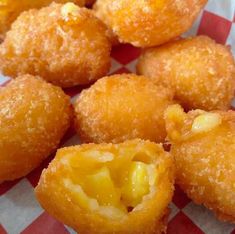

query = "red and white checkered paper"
[0,1,235,233]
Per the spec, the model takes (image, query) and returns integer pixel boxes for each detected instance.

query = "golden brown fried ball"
[164,104,235,223]
[35,139,174,234]
[0,75,72,182]
[74,74,174,144]
[137,36,235,111]
[0,3,111,88]
[93,0,207,47]
[0,0,85,39]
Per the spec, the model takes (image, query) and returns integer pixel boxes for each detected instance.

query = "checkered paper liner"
[0,1,235,233]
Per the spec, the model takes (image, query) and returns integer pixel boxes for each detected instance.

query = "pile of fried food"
[0,0,234,233]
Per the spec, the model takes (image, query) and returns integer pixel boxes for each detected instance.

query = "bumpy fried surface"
[93,0,207,47]
[35,139,174,234]
[165,104,235,223]
[137,36,235,111]
[92,7,119,45]
[74,74,174,144]
[0,75,72,182]
[0,0,85,39]
[0,3,111,87]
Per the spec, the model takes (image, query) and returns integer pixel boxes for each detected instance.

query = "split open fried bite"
[164,105,235,223]
[35,139,174,234]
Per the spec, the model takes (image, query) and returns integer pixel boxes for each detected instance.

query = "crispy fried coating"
[164,104,235,223]
[93,0,207,47]
[35,139,174,234]
[137,36,235,111]
[0,3,111,87]
[92,6,119,45]
[0,75,72,182]
[74,74,174,144]
[0,0,85,39]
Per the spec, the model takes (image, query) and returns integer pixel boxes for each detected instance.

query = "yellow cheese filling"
[63,151,158,219]
[191,113,222,133]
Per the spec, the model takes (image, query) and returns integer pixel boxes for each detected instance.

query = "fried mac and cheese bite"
[137,36,235,111]
[74,74,174,144]
[35,139,174,234]
[0,75,72,182]
[164,104,235,223]
[0,3,111,87]
[0,0,85,39]
[93,0,207,47]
